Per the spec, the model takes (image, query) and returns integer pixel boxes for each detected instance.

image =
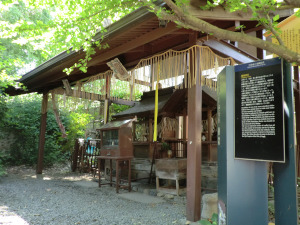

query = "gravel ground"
[0,164,187,225]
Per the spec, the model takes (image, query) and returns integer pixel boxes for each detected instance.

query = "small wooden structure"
[113,85,217,194]
[97,155,132,193]
[155,158,187,196]
[97,119,134,157]
[95,119,134,184]
[113,86,217,162]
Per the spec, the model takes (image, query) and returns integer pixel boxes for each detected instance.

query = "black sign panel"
[235,58,285,162]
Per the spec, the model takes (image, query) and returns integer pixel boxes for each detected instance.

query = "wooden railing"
[72,138,101,174]
[164,139,187,158]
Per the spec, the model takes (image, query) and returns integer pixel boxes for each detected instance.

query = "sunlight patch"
[0,205,29,225]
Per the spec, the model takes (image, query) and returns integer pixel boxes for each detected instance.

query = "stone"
[164,194,174,199]
[157,192,164,197]
[132,186,138,192]
[143,189,150,195]
[201,192,218,220]
[149,189,157,196]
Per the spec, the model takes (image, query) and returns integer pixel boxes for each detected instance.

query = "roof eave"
[19,4,163,83]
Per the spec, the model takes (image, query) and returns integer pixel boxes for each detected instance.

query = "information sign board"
[235,58,285,162]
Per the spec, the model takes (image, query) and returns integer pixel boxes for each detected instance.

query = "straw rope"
[52,45,235,102]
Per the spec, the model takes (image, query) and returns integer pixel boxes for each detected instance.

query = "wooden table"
[96,156,133,193]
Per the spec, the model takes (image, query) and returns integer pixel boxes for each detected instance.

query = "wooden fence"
[72,138,101,175]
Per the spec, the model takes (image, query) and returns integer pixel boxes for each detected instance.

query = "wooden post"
[207,109,212,161]
[36,92,48,174]
[256,30,264,59]
[104,99,110,124]
[72,139,79,172]
[150,64,154,91]
[149,118,154,158]
[183,111,188,140]
[104,74,111,124]
[186,78,202,221]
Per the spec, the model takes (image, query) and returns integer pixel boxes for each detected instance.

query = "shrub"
[1,94,67,166]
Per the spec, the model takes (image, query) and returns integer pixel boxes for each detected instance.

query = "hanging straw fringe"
[58,45,235,102]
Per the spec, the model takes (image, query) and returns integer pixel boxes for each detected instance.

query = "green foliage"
[0,1,58,94]
[0,87,134,168]
[0,71,23,94]
[0,1,57,76]
[0,150,7,176]
[1,94,67,166]
[199,213,218,225]
[1,0,142,75]
[268,200,275,221]
[0,97,7,126]
[1,0,299,75]
[161,142,171,151]
[61,111,93,153]
[111,103,130,115]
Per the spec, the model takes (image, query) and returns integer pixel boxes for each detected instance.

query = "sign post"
[217,58,298,225]
[235,58,285,162]
[273,60,298,225]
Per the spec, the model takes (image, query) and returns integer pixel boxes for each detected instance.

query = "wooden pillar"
[256,30,264,59]
[36,92,48,174]
[103,99,110,124]
[207,109,212,161]
[149,118,154,158]
[150,64,154,91]
[183,111,188,140]
[72,139,79,172]
[186,80,202,221]
[104,74,111,124]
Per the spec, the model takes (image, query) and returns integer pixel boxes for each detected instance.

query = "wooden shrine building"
[5,1,297,222]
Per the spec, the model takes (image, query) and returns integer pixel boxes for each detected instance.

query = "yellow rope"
[153,65,160,142]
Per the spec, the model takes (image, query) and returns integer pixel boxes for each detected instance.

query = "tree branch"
[244,1,284,46]
[159,0,300,64]
[265,13,284,46]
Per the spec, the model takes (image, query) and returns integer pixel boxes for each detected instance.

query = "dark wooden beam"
[53,87,137,105]
[203,39,257,63]
[151,34,190,54]
[36,92,48,174]
[127,44,153,53]
[123,35,190,68]
[88,22,180,67]
[189,32,198,45]
[54,88,106,101]
[26,63,110,91]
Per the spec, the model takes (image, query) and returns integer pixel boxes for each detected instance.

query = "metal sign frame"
[234,58,285,162]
